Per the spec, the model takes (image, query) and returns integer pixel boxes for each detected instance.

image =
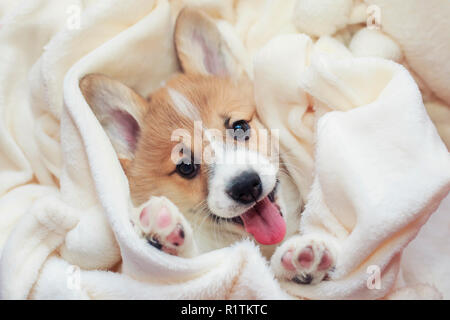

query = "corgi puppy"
[80,8,337,285]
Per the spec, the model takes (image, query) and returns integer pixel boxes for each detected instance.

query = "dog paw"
[135,196,195,257]
[271,235,336,285]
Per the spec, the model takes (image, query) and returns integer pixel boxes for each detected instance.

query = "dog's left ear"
[174,8,239,77]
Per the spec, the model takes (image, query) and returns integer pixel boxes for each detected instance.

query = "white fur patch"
[168,88,201,121]
[207,145,278,218]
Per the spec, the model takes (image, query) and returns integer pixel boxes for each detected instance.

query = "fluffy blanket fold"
[0,0,449,300]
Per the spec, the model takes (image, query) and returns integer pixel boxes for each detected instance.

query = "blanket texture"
[0,0,449,300]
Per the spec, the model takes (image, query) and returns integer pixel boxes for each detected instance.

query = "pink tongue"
[240,197,286,245]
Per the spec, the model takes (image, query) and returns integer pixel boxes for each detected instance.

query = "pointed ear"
[175,8,238,77]
[79,74,147,162]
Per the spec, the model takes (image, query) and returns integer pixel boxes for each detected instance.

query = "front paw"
[271,235,336,285]
[135,196,195,257]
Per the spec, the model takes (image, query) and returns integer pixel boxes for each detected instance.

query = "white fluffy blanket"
[0,0,449,300]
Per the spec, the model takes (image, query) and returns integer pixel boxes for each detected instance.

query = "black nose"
[226,171,262,204]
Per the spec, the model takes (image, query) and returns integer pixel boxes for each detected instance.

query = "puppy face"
[80,8,286,249]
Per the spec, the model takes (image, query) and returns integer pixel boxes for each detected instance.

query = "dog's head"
[80,8,286,248]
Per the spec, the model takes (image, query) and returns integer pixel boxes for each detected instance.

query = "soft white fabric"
[0,0,449,300]
[366,0,450,106]
[424,100,450,150]
[400,195,450,300]
[349,28,403,62]
[253,35,449,299]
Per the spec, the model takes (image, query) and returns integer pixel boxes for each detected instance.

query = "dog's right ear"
[79,74,147,164]
[174,8,239,77]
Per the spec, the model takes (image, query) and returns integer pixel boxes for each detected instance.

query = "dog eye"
[231,120,250,141]
[176,159,200,179]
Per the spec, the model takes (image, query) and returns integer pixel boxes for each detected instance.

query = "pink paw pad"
[318,249,333,271]
[156,206,172,228]
[281,250,296,271]
[297,246,314,269]
[165,224,185,247]
[139,207,149,227]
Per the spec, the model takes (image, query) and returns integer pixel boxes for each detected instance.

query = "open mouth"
[215,183,286,246]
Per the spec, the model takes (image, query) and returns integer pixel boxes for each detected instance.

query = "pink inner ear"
[192,30,227,76]
[112,109,140,152]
